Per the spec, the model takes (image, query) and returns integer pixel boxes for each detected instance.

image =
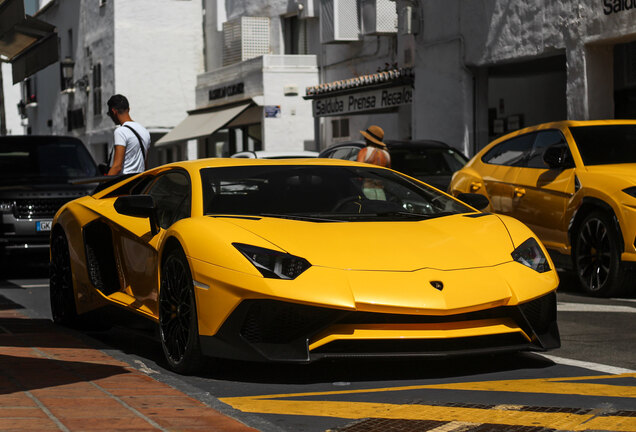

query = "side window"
[146,171,191,229]
[527,130,573,169]
[331,147,356,160]
[482,133,535,167]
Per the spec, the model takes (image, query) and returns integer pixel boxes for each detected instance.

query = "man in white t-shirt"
[106,94,151,175]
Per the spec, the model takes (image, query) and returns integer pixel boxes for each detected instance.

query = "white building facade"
[406,0,636,156]
[303,1,636,156]
[22,0,203,166]
[155,0,320,158]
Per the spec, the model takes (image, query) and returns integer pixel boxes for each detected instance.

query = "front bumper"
[200,291,560,363]
[1,214,51,253]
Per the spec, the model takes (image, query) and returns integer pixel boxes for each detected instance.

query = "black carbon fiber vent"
[240,301,339,344]
[519,291,556,335]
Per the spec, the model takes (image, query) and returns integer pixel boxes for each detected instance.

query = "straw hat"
[360,125,386,148]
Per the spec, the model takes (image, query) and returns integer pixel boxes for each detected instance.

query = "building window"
[23,77,37,105]
[283,15,307,55]
[93,63,102,116]
[67,108,85,131]
[332,118,350,139]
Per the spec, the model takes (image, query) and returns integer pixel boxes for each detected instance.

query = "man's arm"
[107,145,125,175]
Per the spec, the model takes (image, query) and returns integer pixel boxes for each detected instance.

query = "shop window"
[332,118,350,139]
[93,63,102,116]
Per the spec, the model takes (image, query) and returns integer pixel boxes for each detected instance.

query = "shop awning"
[0,0,58,83]
[156,102,253,147]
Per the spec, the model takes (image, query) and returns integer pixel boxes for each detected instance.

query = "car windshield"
[391,147,467,177]
[569,125,636,165]
[201,165,472,222]
[0,139,98,182]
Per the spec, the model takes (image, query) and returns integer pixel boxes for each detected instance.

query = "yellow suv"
[450,120,636,297]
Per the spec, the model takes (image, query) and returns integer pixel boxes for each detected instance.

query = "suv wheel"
[572,211,630,297]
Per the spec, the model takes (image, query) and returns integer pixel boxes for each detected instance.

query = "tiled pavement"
[0,305,257,431]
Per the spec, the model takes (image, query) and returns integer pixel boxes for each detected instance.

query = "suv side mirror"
[543,144,567,169]
[456,192,490,211]
[114,194,159,235]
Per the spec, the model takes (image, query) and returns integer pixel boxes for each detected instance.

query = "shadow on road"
[0,252,49,280]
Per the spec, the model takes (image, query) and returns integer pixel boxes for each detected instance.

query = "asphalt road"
[1,257,636,432]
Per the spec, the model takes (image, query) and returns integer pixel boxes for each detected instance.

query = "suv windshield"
[201,165,472,222]
[391,148,467,177]
[570,125,636,166]
[0,139,97,182]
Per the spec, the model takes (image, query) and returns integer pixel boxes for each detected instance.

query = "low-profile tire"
[572,210,630,297]
[159,246,204,374]
[49,230,79,325]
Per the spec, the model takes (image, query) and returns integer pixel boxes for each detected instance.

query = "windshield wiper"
[374,211,433,218]
[259,213,343,222]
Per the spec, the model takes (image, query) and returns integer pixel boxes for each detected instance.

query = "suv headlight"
[0,201,14,214]
[622,186,636,198]
[233,243,311,280]
[511,238,550,273]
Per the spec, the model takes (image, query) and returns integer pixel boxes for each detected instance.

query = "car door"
[509,129,575,250]
[113,170,191,316]
[477,133,535,216]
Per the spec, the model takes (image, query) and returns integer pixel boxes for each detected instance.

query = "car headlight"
[511,238,550,273]
[0,201,14,214]
[622,186,636,198]
[233,243,311,280]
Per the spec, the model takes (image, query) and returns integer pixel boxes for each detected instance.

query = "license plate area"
[36,220,52,232]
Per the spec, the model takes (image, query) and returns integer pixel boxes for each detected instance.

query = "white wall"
[1,63,24,135]
[261,56,318,151]
[114,0,204,129]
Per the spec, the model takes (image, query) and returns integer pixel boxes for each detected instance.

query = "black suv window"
[526,130,572,168]
[482,133,535,167]
[0,139,97,181]
[570,124,636,165]
[146,171,191,229]
[330,147,360,161]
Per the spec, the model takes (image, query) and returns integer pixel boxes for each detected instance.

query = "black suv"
[0,136,98,258]
[319,140,468,191]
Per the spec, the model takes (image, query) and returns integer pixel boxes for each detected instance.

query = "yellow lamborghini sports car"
[50,158,559,374]
[450,120,636,297]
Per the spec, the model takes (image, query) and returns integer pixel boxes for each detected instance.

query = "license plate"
[36,220,52,232]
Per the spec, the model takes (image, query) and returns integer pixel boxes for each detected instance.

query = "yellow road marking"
[220,373,636,430]
[221,399,636,431]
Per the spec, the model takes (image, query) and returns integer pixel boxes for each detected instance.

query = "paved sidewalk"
[0,304,257,431]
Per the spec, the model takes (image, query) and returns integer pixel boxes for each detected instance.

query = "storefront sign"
[209,82,245,101]
[603,0,636,15]
[312,85,413,117]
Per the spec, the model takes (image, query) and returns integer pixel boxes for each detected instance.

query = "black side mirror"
[114,195,159,235]
[456,192,490,211]
[543,144,567,169]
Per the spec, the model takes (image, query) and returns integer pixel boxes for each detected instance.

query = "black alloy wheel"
[573,211,629,297]
[159,246,203,374]
[49,230,78,325]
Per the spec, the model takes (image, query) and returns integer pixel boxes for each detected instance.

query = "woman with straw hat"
[357,125,391,168]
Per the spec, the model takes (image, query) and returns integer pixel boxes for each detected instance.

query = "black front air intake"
[240,300,342,344]
[518,291,557,336]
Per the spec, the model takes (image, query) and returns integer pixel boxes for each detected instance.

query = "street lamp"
[60,56,74,92]
[60,57,90,94]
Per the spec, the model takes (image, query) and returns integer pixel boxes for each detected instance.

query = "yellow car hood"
[585,163,636,182]
[223,213,514,271]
